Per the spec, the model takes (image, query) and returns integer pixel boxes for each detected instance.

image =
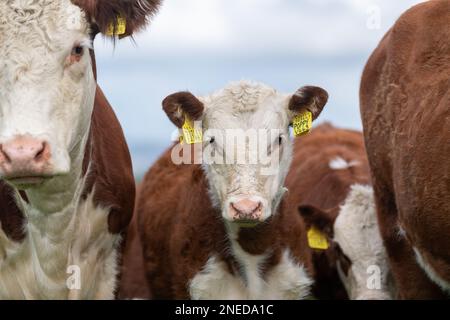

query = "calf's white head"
[299,185,394,300]
[163,81,328,227]
[0,0,160,189]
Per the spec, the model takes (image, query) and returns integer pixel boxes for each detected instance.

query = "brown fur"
[79,85,136,235]
[117,184,152,299]
[163,92,205,128]
[72,0,162,38]
[360,0,450,299]
[289,86,329,120]
[0,182,25,242]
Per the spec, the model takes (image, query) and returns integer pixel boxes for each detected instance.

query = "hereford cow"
[295,124,393,299]
[136,81,328,299]
[360,1,450,299]
[0,0,160,299]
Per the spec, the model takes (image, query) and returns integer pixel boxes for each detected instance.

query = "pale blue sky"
[93,0,424,175]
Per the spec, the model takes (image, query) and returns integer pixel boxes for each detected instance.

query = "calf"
[360,1,450,299]
[0,0,160,299]
[295,125,393,299]
[137,81,328,299]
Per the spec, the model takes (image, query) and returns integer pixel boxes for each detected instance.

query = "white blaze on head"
[0,0,95,186]
[333,184,393,300]
[163,81,328,227]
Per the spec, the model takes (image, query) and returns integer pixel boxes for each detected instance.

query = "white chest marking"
[0,191,120,300]
[189,250,313,300]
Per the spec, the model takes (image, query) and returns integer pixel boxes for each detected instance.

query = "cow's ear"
[162,92,205,128]
[298,204,335,238]
[72,0,161,38]
[288,86,328,121]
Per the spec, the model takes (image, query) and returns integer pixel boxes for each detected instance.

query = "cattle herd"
[0,0,448,300]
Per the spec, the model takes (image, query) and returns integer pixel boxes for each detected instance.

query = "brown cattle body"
[360,0,450,298]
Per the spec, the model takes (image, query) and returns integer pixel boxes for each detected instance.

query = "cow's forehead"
[0,0,89,54]
[202,81,289,130]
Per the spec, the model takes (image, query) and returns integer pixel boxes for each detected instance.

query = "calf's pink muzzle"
[229,198,264,226]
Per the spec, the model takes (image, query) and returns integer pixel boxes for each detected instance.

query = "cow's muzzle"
[227,197,265,227]
[0,135,52,187]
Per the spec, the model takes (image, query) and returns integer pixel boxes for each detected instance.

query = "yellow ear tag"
[293,110,312,137]
[307,226,329,250]
[105,16,127,36]
[180,116,203,145]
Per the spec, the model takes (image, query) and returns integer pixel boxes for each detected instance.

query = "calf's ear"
[72,0,162,37]
[162,92,205,128]
[288,86,328,121]
[298,204,335,238]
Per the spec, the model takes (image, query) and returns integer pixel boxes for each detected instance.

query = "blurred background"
[94,0,424,177]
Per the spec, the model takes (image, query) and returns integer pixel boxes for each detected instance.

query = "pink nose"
[230,199,263,221]
[0,136,51,177]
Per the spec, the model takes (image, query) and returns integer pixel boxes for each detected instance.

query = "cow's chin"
[2,163,71,190]
[221,210,272,229]
[4,170,69,190]
[6,175,50,189]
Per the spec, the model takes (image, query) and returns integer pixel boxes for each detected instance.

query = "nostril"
[0,144,11,163]
[34,142,47,161]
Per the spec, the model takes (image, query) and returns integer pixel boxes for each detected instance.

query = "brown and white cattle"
[0,0,160,299]
[360,1,450,299]
[136,81,328,299]
[295,124,394,299]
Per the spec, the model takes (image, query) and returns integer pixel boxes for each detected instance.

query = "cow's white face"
[164,81,328,227]
[200,83,293,226]
[0,0,95,188]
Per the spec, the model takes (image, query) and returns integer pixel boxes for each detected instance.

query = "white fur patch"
[329,157,359,170]
[413,247,450,294]
[334,184,394,299]
[190,226,313,300]
[189,250,312,300]
[0,189,120,300]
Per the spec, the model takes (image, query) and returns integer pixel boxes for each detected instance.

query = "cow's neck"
[223,194,287,270]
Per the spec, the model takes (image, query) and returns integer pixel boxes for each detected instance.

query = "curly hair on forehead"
[71,0,162,37]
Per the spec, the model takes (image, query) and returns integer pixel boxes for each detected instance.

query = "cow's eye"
[278,135,283,145]
[209,137,215,144]
[71,45,84,56]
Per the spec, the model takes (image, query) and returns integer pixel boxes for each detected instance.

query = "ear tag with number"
[293,110,312,137]
[105,16,127,36]
[307,226,329,250]
[180,116,203,145]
